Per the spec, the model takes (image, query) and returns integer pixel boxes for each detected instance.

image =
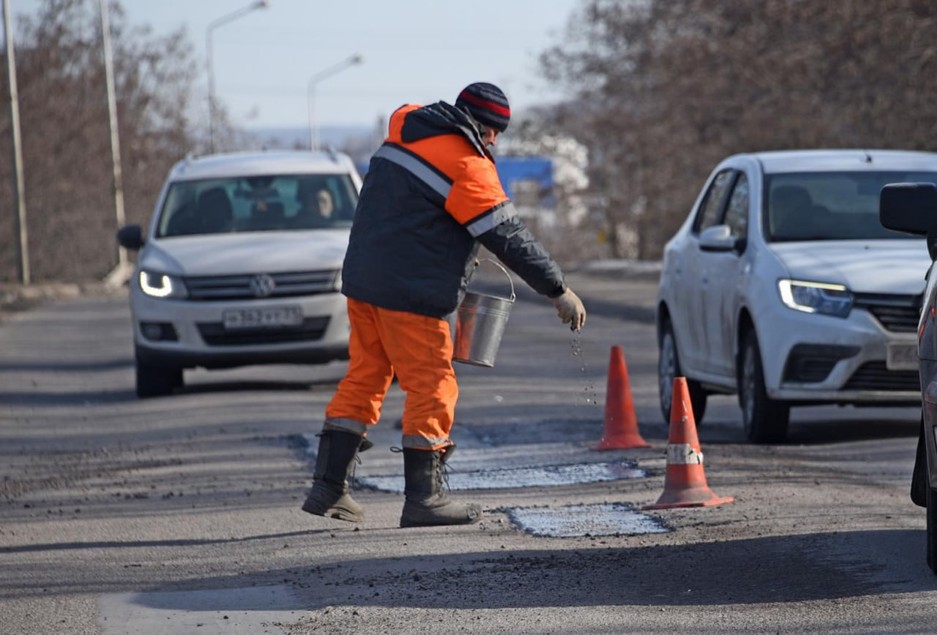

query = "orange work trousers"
[324,298,458,450]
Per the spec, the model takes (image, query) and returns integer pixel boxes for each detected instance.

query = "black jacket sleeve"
[476,215,567,298]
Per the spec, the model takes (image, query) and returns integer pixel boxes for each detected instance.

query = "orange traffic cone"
[593,345,650,450]
[643,377,733,509]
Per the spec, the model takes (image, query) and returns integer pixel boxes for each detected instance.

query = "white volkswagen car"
[657,149,936,442]
[117,151,361,398]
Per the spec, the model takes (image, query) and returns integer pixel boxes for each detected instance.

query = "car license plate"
[222,306,303,330]
[886,342,918,371]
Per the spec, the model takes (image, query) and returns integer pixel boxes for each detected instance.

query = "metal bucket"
[452,260,515,368]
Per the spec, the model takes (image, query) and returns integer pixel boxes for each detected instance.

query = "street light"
[206,0,269,153]
[307,53,363,151]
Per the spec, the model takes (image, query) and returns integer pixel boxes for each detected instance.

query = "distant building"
[496,156,556,227]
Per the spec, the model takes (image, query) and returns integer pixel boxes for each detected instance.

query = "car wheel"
[739,329,789,443]
[135,359,182,398]
[928,482,937,575]
[658,319,708,424]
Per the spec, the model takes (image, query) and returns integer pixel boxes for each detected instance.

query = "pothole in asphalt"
[507,503,671,538]
[355,460,646,493]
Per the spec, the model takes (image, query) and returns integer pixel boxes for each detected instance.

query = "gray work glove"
[552,287,586,332]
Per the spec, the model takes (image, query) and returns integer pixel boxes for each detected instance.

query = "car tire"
[739,329,789,443]
[658,319,708,424]
[928,482,937,575]
[135,359,182,398]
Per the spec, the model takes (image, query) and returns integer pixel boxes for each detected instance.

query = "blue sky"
[11,0,582,130]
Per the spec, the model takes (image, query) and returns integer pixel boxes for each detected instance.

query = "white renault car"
[657,149,936,443]
[117,150,361,398]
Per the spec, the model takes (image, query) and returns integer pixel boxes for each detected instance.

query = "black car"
[880,182,937,573]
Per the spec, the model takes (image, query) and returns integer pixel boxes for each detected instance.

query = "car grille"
[197,317,330,346]
[853,293,922,333]
[184,270,339,301]
[842,362,920,391]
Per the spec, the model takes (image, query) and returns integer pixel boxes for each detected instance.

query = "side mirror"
[116,224,145,251]
[880,183,937,236]
[699,224,738,252]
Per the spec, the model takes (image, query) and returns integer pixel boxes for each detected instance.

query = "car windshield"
[765,171,937,242]
[155,173,358,238]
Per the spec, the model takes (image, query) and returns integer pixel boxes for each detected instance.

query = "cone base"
[642,494,734,510]
[592,435,651,451]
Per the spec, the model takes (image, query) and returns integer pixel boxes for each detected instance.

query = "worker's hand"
[552,288,586,332]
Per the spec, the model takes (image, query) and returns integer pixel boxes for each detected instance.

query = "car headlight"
[778,279,852,318]
[138,270,188,299]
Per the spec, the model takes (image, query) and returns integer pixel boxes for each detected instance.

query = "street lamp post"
[307,53,363,151]
[99,0,130,288]
[3,0,28,285]
[206,0,269,153]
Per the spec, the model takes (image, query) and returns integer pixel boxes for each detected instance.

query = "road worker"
[302,82,587,527]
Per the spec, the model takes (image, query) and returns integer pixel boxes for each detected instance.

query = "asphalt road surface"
[1,267,934,635]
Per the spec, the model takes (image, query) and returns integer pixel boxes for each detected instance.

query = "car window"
[156,173,359,238]
[693,169,735,234]
[723,173,749,240]
[767,171,937,242]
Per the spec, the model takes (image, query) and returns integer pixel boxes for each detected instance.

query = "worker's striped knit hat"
[456,82,511,132]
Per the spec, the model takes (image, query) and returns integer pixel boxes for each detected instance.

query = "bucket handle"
[476,257,516,302]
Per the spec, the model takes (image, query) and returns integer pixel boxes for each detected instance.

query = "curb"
[0,282,118,315]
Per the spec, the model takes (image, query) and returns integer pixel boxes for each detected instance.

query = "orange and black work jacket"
[341,101,566,318]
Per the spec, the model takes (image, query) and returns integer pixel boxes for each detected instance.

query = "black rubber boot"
[400,446,482,528]
[302,430,366,522]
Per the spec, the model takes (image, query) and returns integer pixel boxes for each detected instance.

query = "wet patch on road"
[356,460,646,493]
[507,502,671,538]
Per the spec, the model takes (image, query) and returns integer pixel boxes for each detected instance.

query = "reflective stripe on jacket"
[341,101,564,318]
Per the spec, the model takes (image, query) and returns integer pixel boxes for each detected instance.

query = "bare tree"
[0,0,199,282]
[542,0,937,260]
